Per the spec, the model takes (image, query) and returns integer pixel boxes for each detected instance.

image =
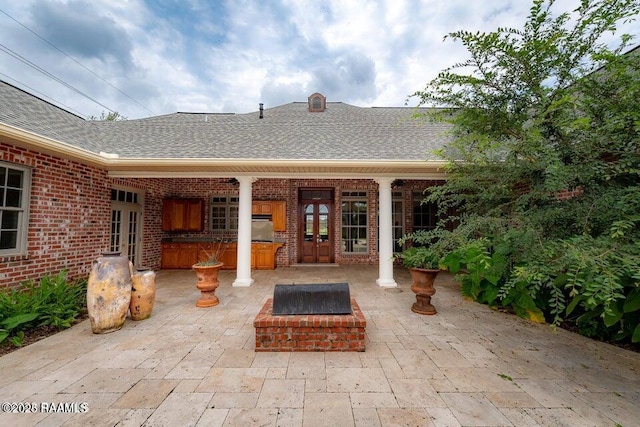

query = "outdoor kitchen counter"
[160,239,284,269]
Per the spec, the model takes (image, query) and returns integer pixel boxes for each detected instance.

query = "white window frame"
[110,187,144,266]
[341,191,368,254]
[0,161,31,257]
[210,195,239,234]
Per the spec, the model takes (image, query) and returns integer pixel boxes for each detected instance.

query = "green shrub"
[0,271,87,347]
[396,246,441,269]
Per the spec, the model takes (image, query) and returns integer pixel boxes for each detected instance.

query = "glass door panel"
[299,201,332,263]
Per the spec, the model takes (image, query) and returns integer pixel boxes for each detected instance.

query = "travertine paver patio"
[0,265,639,426]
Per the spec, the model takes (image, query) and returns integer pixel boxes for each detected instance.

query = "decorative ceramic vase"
[130,269,156,320]
[409,267,439,315]
[87,251,133,333]
[193,262,223,307]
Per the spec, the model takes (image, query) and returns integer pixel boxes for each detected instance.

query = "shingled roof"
[0,80,451,176]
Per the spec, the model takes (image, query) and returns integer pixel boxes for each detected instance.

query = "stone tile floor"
[0,266,639,426]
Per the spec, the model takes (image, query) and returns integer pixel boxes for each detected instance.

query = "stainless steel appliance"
[251,220,275,242]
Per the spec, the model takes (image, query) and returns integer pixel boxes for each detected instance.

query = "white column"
[375,177,397,287]
[233,176,255,287]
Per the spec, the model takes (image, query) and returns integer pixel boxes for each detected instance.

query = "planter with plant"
[396,245,442,315]
[192,237,226,307]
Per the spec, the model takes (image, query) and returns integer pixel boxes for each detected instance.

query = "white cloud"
[0,0,637,119]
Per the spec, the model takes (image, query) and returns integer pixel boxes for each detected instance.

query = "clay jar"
[130,270,156,320]
[87,251,132,333]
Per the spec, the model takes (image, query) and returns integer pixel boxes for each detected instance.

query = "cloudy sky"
[0,0,637,119]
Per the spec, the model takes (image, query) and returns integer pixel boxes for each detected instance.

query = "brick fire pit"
[254,297,366,352]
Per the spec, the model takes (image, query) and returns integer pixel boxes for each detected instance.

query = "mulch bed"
[0,313,88,357]
[558,321,640,353]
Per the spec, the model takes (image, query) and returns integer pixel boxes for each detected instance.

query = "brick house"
[0,83,451,289]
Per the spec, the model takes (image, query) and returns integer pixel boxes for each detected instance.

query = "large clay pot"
[409,267,440,315]
[130,270,156,320]
[193,262,223,307]
[87,251,132,333]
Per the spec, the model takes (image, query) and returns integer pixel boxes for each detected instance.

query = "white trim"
[0,123,106,166]
[0,161,31,257]
[107,171,447,179]
[109,186,144,267]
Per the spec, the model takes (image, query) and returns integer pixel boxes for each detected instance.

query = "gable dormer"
[308,93,326,112]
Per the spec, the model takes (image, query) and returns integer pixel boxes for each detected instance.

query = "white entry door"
[110,189,143,267]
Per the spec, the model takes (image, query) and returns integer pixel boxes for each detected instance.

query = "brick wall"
[556,187,584,201]
[154,177,389,266]
[110,177,173,270]
[254,298,366,352]
[1,142,110,289]
[0,142,177,289]
[1,140,445,289]
[290,179,381,265]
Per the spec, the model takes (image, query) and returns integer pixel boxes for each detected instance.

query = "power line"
[0,42,117,114]
[0,8,156,116]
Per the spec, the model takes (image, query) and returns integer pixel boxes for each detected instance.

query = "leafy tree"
[88,111,127,121]
[410,0,640,343]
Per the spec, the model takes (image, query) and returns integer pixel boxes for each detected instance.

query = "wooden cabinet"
[162,198,204,231]
[198,242,237,270]
[252,201,272,215]
[161,242,197,268]
[162,241,282,270]
[161,243,181,268]
[271,201,286,231]
[219,243,237,269]
[252,243,274,270]
[178,243,198,268]
[252,200,286,232]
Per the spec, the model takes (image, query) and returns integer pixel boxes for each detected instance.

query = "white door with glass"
[110,189,143,266]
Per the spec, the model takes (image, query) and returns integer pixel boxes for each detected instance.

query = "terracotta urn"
[409,267,440,315]
[192,262,223,307]
[87,251,133,333]
[130,269,156,320]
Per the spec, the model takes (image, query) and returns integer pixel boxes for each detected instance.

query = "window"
[111,188,138,204]
[341,191,368,254]
[0,162,31,256]
[392,192,405,253]
[210,196,239,233]
[308,93,326,112]
[412,192,438,233]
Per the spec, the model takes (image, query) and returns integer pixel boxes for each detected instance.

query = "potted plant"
[192,237,226,308]
[396,246,441,315]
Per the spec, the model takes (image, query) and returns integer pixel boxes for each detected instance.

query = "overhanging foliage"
[409,0,640,344]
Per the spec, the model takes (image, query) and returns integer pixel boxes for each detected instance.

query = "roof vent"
[308,93,326,112]
[259,103,264,119]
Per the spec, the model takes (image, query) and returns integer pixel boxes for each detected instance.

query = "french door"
[299,193,333,263]
[110,194,143,266]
